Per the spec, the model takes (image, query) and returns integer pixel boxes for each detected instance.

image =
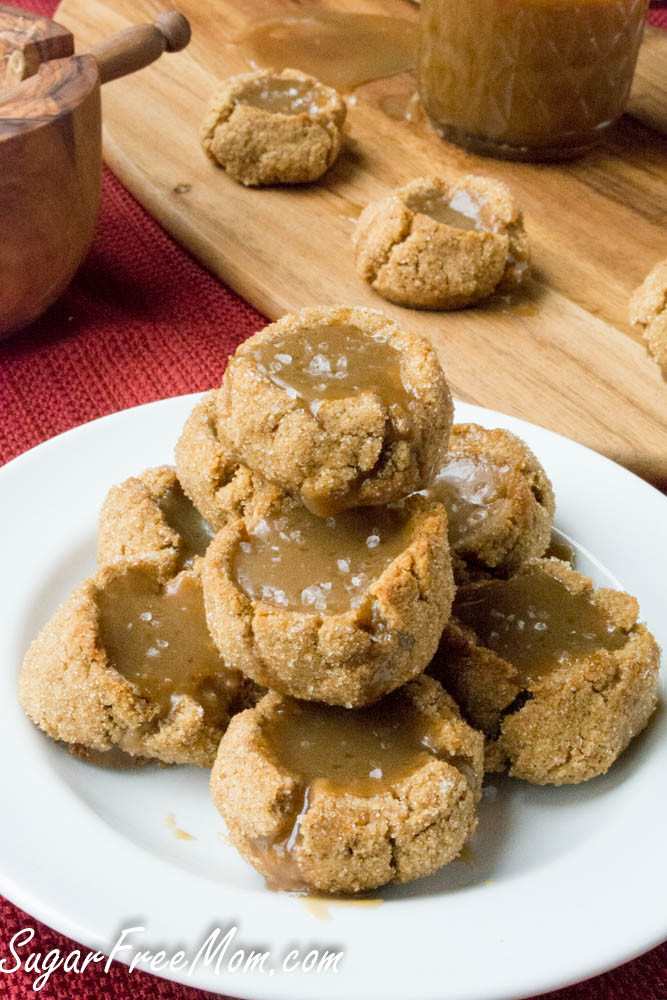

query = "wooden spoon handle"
[88,11,190,85]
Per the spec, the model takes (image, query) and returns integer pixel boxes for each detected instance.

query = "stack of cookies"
[18,305,660,895]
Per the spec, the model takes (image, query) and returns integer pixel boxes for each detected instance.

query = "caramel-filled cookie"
[422,423,555,582]
[629,257,667,368]
[98,465,215,575]
[201,68,346,186]
[18,557,259,767]
[202,491,454,707]
[352,175,529,309]
[211,675,484,894]
[175,393,280,532]
[216,305,453,516]
[429,558,659,785]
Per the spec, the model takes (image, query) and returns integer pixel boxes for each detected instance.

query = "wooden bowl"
[0,4,190,338]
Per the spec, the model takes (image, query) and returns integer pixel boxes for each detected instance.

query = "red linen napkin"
[1,2,665,998]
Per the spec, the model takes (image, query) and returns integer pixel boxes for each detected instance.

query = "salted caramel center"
[264,693,439,796]
[158,482,214,570]
[236,77,324,116]
[251,323,411,417]
[424,456,500,548]
[98,571,237,719]
[454,568,627,684]
[406,187,490,233]
[233,503,412,614]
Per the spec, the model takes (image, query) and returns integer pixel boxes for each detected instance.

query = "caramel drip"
[454,568,627,684]
[97,570,237,721]
[424,456,500,548]
[233,502,412,614]
[158,482,214,570]
[234,13,417,93]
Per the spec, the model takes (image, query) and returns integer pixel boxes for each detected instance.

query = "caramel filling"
[454,568,627,685]
[158,482,214,571]
[265,695,439,794]
[236,77,325,117]
[418,0,647,154]
[98,571,238,721]
[406,187,490,233]
[234,12,417,93]
[424,456,500,548]
[233,503,412,614]
[251,323,411,418]
[252,692,450,891]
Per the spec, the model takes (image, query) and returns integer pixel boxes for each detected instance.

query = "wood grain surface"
[54,0,667,483]
[0,2,72,91]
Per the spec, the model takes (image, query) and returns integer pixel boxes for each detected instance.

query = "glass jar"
[418,0,650,160]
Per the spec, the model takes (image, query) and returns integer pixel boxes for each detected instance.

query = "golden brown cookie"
[216,305,453,516]
[210,675,484,894]
[629,258,667,367]
[201,68,346,186]
[422,423,555,582]
[18,557,258,767]
[352,174,529,309]
[202,491,454,707]
[429,558,660,785]
[97,465,215,575]
[174,392,280,532]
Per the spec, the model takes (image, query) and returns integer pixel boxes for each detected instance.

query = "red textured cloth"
[1,2,665,998]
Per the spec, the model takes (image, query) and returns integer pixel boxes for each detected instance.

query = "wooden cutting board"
[54,0,667,484]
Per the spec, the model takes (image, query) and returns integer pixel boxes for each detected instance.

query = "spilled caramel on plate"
[157,482,214,571]
[234,12,417,93]
[233,502,412,614]
[424,456,500,548]
[454,568,627,684]
[98,570,237,720]
[251,322,411,417]
[235,77,326,117]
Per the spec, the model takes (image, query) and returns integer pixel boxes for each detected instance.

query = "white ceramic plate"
[0,394,665,1000]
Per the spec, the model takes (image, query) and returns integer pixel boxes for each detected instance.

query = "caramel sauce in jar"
[418,0,649,160]
[454,567,627,684]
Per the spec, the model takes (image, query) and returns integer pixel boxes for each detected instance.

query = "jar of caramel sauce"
[418,0,650,160]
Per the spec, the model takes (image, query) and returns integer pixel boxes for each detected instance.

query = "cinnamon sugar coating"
[210,675,484,894]
[98,465,215,575]
[629,257,667,368]
[352,175,529,309]
[429,558,659,785]
[201,68,346,186]
[175,393,280,531]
